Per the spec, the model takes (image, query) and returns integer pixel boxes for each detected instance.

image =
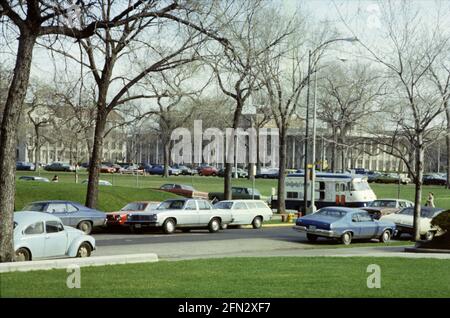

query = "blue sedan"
[147,165,181,176]
[14,212,96,261]
[293,207,397,245]
[22,200,106,234]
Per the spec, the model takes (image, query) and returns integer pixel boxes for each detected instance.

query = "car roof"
[29,200,79,205]
[319,206,362,213]
[219,200,265,203]
[14,211,61,223]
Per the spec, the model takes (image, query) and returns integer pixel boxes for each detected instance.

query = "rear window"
[255,202,268,209]
[214,202,233,209]
[23,203,46,212]
[315,209,346,218]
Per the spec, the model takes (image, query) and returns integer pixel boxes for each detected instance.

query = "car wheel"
[380,230,391,243]
[341,232,352,245]
[422,231,435,241]
[252,216,262,229]
[15,248,31,262]
[212,173,217,177]
[163,218,176,234]
[77,242,92,258]
[394,231,402,239]
[306,234,318,242]
[208,218,221,233]
[77,221,92,235]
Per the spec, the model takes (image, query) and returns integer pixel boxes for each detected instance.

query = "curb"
[0,253,159,273]
[404,247,450,254]
[240,223,295,229]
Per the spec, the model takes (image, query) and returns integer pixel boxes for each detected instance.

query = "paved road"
[88,226,450,261]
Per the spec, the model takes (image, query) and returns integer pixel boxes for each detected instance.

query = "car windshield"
[351,181,371,191]
[121,202,147,211]
[157,200,186,210]
[369,200,397,208]
[214,202,233,209]
[315,209,347,218]
[22,203,46,211]
[421,209,442,218]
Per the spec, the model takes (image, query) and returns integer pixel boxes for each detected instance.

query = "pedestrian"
[425,192,435,207]
[52,175,59,183]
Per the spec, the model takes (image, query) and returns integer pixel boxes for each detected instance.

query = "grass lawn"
[15,182,178,212]
[1,257,449,297]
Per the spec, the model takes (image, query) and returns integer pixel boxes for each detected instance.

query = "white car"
[380,206,444,240]
[81,179,112,186]
[213,200,273,229]
[13,212,96,261]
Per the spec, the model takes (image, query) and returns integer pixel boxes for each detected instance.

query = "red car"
[198,166,218,176]
[106,201,160,227]
[159,184,209,199]
[100,165,116,173]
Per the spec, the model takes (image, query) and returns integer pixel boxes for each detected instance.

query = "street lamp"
[303,37,358,214]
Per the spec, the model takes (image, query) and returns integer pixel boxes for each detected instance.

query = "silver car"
[125,198,233,234]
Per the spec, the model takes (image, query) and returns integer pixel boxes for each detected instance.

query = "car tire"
[393,231,402,239]
[163,218,176,234]
[380,230,391,243]
[77,221,93,235]
[208,218,221,233]
[306,234,318,242]
[15,248,31,262]
[77,242,92,258]
[421,231,435,241]
[341,232,352,245]
[252,216,263,229]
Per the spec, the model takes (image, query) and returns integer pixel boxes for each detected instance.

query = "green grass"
[1,257,449,297]
[15,182,178,212]
[15,171,450,211]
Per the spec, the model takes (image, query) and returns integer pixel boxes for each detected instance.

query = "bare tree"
[345,1,450,240]
[208,0,292,200]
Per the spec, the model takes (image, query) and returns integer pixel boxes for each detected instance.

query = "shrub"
[431,210,450,234]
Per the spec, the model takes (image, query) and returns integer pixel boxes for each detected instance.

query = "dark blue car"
[147,165,181,176]
[16,161,35,171]
[294,207,397,245]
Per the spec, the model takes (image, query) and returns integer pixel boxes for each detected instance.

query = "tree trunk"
[247,163,255,180]
[413,133,424,242]
[0,32,36,262]
[34,126,40,171]
[85,109,107,208]
[163,140,170,178]
[256,129,261,174]
[331,133,337,173]
[277,126,287,214]
[446,108,450,188]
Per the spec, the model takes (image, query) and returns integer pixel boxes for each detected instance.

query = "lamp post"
[303,37,358,214]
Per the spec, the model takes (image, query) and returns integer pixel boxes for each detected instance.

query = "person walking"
[425,192,435,207]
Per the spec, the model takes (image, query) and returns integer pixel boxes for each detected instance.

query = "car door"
[356,212,379,238]
[197,200,214,225]
[22,221,46,259]
[179,200,199,225]
[66,203,81,227]
[233,201,251,224]
[46,203,71,225]
[44,221,68,257]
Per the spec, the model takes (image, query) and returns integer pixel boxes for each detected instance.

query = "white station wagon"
[213,200,273,228]
[13,212,96,261]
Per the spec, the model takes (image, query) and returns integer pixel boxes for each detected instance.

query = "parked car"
[13,212,96,261]
[81,179,112,186]
[147,165,181,176]
[198,166,218,176]
[159,184,209,199]
[44,162,76,172]
[294,207,397,245]
[125,198,233,234]
[213,200,273,229]
[423,174,447,186]
[16,161,35,171]
[106,201,160,227]
[22,200,106,234]
[208,187,261,201]
[374,173,411,184]
[121,164,144,174]
[380,206,445,240]
[362,198,414,219]
[172,164,197,175]
[100,165,116,173]
[255,168,279,179]
[18,176,50,183]
[218,167,248,178]
[367,171,381,183]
